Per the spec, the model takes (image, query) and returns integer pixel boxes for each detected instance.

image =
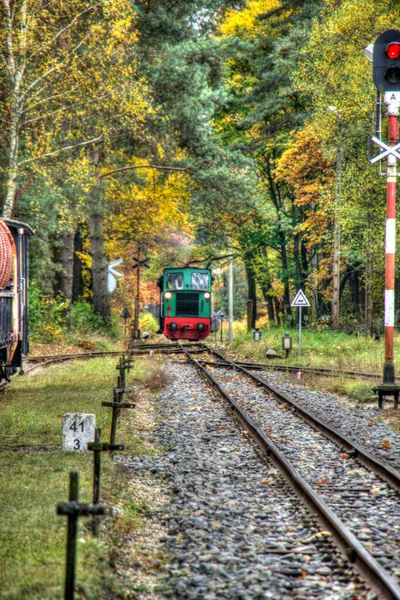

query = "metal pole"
[383,104,398,385]
[298,306,302,360]
[220,320,223,344]
[228,255,233,343]
[65,471,79,600]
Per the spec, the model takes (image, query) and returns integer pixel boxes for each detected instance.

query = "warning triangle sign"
[291,289,310,307]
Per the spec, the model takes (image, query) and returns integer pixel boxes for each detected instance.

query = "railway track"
[178,343,400,599]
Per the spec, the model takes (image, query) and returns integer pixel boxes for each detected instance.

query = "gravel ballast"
[204,364,400,582]
[257,369,400,468]
[121,363,373,599]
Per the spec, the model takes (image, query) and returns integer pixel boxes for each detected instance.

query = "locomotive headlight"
[165,291,172,300]
[204,292,210,300]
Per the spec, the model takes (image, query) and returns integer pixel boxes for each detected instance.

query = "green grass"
[228,327,389,374]
[0,357,156,600]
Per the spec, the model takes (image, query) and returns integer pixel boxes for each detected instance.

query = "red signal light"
[386,42,400,59]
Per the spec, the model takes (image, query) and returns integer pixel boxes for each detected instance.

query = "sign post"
[107,258,123,294]
[291,290,310,360]
[369,30,400,407]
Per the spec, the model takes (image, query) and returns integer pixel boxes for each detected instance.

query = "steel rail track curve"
[180,343,400,600]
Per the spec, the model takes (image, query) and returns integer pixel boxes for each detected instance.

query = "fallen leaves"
[382,439,391,449]
[341,453,350,460]
[316,477,328,486]
[260,479,270,485]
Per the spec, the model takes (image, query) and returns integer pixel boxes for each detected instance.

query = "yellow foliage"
[221,0,281,38]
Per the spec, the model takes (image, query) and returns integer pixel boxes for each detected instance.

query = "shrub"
[70,300,104,333]
[139,312,159,336]
[29,280,69,343]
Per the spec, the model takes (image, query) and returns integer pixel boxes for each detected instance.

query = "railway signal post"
[370,30,400,407]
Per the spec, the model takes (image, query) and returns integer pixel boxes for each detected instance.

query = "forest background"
[1,0,398,344]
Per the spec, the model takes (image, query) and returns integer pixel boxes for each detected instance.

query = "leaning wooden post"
[88,428,124,536]
[102,388,135,447]
[57,471,110,600]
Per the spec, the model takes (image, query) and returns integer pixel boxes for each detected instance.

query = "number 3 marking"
[73,439,81,450]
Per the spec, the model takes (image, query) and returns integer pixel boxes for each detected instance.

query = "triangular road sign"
[291,289,310,307]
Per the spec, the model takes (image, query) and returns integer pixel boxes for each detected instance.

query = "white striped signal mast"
[291,289,310,360]
[366,30,400,408]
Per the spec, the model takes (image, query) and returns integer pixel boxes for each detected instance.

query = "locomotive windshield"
[166,272,184,289]
[191,272,209,291]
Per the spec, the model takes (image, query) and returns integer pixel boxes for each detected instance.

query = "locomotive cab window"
[191,272,209,291]
[166,272,184,290]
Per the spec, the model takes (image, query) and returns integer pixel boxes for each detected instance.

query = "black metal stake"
[88,428,124,536]
[57,471,110,600]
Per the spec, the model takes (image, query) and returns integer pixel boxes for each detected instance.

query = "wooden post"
[102,389,135,447]
[88,428,124,536]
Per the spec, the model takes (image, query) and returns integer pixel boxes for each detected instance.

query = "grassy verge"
[223,328,388,405]
[0,356,158,600]
[226,327,391,374]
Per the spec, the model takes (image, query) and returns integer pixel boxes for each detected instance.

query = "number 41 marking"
[69,421,84,433]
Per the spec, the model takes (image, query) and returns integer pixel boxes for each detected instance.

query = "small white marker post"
[291,290,310,360]
[62,414,96,452]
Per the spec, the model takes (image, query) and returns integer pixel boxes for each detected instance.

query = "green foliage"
[29,281,69,343]
[29,284,114,343]
[70,300,105,333]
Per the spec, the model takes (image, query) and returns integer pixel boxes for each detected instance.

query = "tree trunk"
[260,247,275,324]
[88,151,111,324]
[56,232,75,303]
[72,229,84,302]
[244,259,257,330]
[3,98,21,218]
[261,283,275,323]
[331,142,342,329]
[280,242,292,317]
[331,215,340,328]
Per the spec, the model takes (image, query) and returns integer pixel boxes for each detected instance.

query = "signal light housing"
[387,43,400,60]
[373,30,400,91]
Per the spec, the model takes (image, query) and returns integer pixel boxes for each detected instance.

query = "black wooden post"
[110,388,121,446]
[88,428,124,536]
[102,389,135,447]
[57,471,110,600]
[92,428,101,536]
[65,470,78,600]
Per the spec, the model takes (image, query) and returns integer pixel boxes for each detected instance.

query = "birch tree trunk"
[2,0,27,218]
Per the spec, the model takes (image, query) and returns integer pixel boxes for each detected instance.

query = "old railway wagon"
[159,267,212,341]
[0,219,33,382]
